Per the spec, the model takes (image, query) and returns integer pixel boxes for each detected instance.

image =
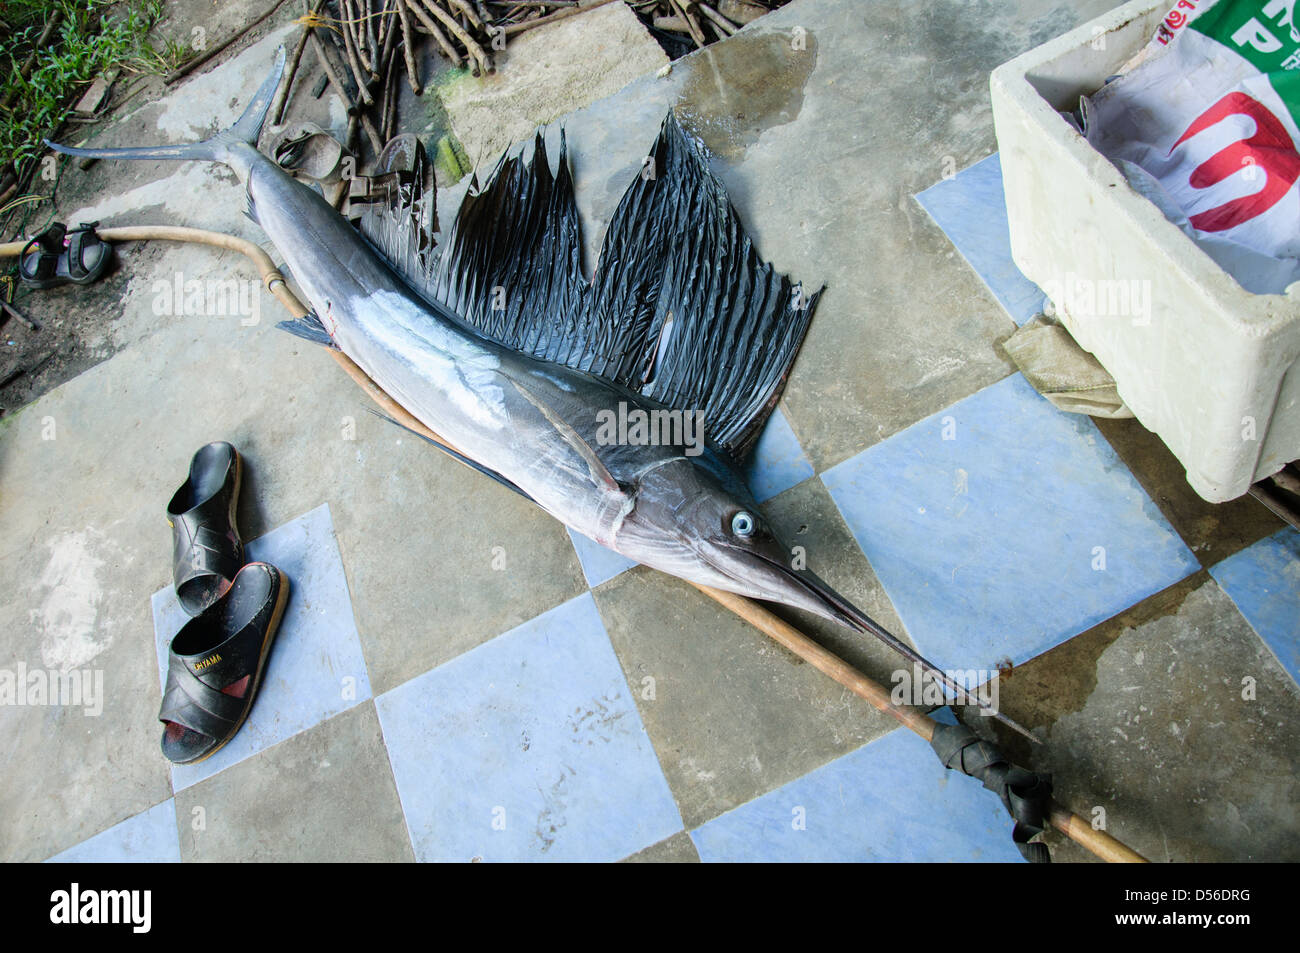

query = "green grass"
[0,0,169,178]
[129,34,193,75]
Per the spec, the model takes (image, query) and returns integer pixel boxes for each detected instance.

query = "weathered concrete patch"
[437,1,669,165]
[620,830,701,862]
[30,527,113,671]
[677,29,816,159]
[1010,576,1300,862]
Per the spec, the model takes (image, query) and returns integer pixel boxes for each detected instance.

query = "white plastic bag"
[1083,0,1300,293]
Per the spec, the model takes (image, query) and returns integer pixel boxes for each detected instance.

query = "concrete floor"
[2,0,1297,862]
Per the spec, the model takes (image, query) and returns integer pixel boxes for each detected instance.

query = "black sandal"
[167,442,245,617]
[18,221,114,289]
[159,562,290,765]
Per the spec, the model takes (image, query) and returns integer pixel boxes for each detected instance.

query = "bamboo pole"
[694,584,1149,863]
[669,0,707,47]
[698,2,737,36]
[269,17,314,125]
[342,0,375,79]
[308,29,384,152]
[396,0,424,93]
[446,0,485,29]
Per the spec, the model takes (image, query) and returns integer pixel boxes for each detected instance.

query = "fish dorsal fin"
[588,114,821,458]
[352,178,439,293]
[372,114,821,461]
[433,130,588,353]
[351,134,439,291]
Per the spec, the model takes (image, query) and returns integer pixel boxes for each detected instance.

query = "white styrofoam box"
[990,0,1300,503]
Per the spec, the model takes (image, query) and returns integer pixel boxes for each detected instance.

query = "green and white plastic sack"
[1082,0,1300,293]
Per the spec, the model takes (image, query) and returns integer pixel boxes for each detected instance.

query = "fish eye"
[731,511,756,537]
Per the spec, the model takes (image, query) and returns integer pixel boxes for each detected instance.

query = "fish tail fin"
[45,46,286,166]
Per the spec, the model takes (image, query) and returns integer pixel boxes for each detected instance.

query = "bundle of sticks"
[623,0,785,49]
[485,1,787,49]
[264,0,789,164]
[267,0,499,161]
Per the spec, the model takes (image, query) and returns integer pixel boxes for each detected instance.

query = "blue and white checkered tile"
[150,503,372,790]
[566,406,816,587]
[45,800,180,863]
[689,727,1024,862]
[1210,527,1300,688]
[375,592,683,861]
[822,373,1200,673]
[915,153,1046,325]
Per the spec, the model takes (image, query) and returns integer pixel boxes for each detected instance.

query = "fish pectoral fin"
[276,312,338,350]
[508,378,621,496]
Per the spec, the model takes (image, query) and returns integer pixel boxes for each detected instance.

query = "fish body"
[245,139,745,573]
[49,49,1029,734]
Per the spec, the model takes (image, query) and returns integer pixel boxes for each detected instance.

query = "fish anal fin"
[365,410,535,502]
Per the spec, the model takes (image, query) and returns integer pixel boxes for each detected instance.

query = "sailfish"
[50,49,1028,736]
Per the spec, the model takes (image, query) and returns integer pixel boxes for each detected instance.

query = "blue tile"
[152,503,372,790]
[915,153,1045,325]
[1210,528,1300,687]
[822,374,1199,671]
[375,592,682,861]
[745,407,816,504]
[46,800,180,863]
[931,705,960,727]
[567,527,638,588]
[690,729,1024,862]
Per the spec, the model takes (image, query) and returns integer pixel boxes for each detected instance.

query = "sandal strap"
[171,509,244,615]
[18,223,66,281]
[158,650,247,741]
[66,231,91,281]
[65,223,104,281]
[18,237,54,280]
[35,222,68,253]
